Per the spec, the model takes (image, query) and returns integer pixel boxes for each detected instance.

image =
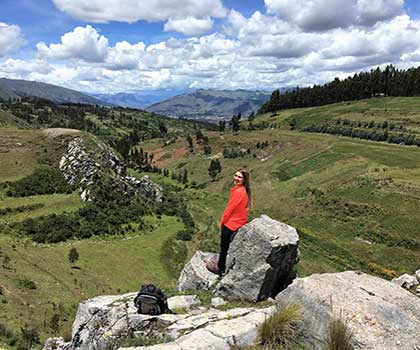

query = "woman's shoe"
[206,259,219,274]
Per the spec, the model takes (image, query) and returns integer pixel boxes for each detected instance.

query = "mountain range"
[145,89,272,121]
[92,89,191,109]
[0,78,104,105]
[0,78,274,122]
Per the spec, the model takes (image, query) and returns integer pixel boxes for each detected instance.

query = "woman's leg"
[217,225,234,275]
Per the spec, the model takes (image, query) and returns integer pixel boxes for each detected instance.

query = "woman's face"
[233,171,244,185]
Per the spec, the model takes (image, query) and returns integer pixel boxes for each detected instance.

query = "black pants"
[217,225,236,274]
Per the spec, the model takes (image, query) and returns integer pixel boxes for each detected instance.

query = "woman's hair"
[238,169,252,208]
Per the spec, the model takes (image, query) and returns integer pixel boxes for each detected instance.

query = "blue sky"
[1,0,420,93]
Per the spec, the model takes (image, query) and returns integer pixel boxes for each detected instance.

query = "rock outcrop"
[177,251,219,291]
[392,273,419,289]
[275,270,420,350]
[44,292,273,350]
[215,215,299,302]
[177,216,299,302]
[59,137,162,203]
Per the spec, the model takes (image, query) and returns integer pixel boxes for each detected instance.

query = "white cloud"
[106,41,145,70]
[4,6,420,95]
[265,0,403,31]
[36,25,109,62]
[0,23,25,57]
[52,0,226,23]
[356,0,404,26]
[0,58,53,75]
[164,17,213,36]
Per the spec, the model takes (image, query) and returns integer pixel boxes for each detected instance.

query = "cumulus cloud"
[265,0,404,31]
[37,25,108,63]
[52,0,226,23]
[5,5,420,94]
[164,17,213,36]
[0,58,53,75]
[0,23,25,57]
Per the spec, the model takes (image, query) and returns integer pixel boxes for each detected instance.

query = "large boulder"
[275,271,420,350]
[177,251,219,291]
[215,215,299,302]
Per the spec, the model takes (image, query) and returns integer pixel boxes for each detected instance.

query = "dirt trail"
[42,128,82,137]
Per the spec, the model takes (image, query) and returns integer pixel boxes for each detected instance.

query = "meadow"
[1,97,420,347]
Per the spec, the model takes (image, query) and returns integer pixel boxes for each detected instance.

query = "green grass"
[323,314,354,350]
[143,97,420,280]
[275,151,344,181]
[0,192,82,223]
[258,303,304,349]
[1,97,420,347]
[0,214,183,344]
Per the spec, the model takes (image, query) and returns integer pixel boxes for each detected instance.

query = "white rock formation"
[392,273,419,289]
[275,271,420,350]
[215,215,299,301]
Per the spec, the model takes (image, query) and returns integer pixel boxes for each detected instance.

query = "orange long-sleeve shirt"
[220,184,249,231]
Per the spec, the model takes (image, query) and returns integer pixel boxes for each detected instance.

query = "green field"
[1,97,420,348]
[141,97,420,279]
[0,128,186,348]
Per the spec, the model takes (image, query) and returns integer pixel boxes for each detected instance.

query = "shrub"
[258,303,304,349]
[17,277,37,290]
[6,167,74,197]
[0,322,14,339]
[176,230,192,241]
[323,313,354,350]
[368,262,397,279]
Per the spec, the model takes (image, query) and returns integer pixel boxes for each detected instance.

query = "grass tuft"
[323,313,354,350]
[258,303,305,349]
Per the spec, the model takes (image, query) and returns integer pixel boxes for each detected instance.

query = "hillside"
[145,89,271,122]
[0,78,105,105]
[93,89,190,109]
[139,96,420,278]
[1,96,420,348]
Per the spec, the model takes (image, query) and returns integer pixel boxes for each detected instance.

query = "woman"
[215,169,251,276]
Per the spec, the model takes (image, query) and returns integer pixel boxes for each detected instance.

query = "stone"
[175,329,230,350]
[415,269,420,282]
[43,337,71,350]
[275,271,420,350]
[211,297,227,308]
[177,251,219,291]
[215,215,299,302]
[204,308,272,346]
[392,273,419,289]
[167,295,201,311]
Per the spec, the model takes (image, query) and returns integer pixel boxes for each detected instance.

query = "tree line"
[259,65,420,113]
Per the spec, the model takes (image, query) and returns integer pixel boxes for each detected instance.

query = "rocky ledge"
[45,271,420,350]
[44,217,420,350]
[44,292,274,350]
[59,137,162,203]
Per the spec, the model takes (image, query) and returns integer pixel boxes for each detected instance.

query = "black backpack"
[133,284,169,315]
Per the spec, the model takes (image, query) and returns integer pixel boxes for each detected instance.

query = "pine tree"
[68,247,79,265]
[182,169,188,185]
[208,159,221,180]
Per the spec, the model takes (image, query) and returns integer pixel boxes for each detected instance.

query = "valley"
[0,96,420,347]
